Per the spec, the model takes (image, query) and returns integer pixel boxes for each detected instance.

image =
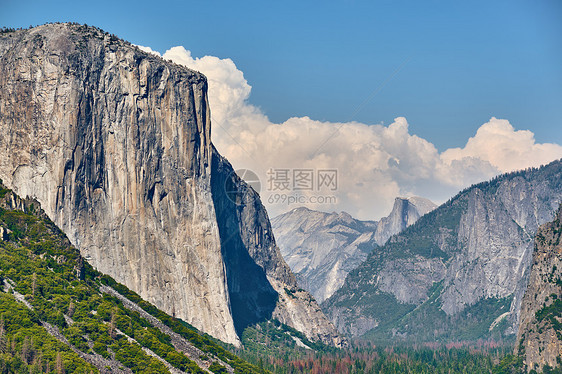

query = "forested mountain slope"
[324,159,562,342]
[0,181,264,373]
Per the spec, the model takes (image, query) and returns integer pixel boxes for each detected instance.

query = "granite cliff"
[516,204,562,372]
[0,23,343,347]
[324,161,562,341]
[374,196,436,245]
[272,197,435,303]
[0,181,268,374]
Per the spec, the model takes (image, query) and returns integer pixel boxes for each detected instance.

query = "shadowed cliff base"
[211,147,279,335]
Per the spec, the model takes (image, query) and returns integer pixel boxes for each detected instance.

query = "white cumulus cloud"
[135,45,161,57]
[138,46,562,220]
[440,118,562,173]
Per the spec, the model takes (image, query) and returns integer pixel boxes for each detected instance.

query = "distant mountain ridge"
[272,197,436,303]
[323,159,562,341]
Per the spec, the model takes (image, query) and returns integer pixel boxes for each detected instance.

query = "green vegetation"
[382,194,468,261]
[230,313,525,374]
[101,277,265,374]
[325,160,562,346]
[1,166,560,372]
[0,27,17,34]
[238,338,519,374]
[535,298,562,339]
[493,354,524,374]
[324,195,470,338]
[365,294,514,344]
[238,319,332,364]
[0,184,264,373]
[0,292,97,373]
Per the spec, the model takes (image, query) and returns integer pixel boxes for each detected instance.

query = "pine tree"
[109,310,117,339]
[21,336,31,364]
[68,301,75,317]
[0,316,5,353]
[56,351,64,374]
[32,272,37,297]
[33,351,44,373]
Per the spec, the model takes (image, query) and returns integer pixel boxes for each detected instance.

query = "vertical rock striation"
[0,23,343,347]
[0,23,237,345]
[516,204,562,372]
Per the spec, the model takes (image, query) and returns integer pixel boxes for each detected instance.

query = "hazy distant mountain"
[272,197,436,303]
[374,196,437,245]
[323,159,562,342]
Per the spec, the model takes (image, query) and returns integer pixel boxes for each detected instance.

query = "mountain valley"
[323,160,562,345]
[272,197,436,303]
[0,21,561,374]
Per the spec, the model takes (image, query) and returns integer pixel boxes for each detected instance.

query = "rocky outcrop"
[516,204,562,372]
[272,197,435,303]
[324,161,562,340]
[374,197,436,245]
[272,207,378,303]
[0,23,342,347]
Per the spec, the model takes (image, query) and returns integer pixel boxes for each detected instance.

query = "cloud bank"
[137,45,562,220]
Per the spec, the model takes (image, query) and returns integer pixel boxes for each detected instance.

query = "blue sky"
[2,0,562,218]
[2,0,561,151]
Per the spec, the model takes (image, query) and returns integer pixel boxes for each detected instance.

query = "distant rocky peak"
[272,196,434,303]
[374,196,437,246]
[405,196,438,216]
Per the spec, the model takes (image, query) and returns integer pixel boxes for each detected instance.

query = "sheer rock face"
[324,162,562,339]
[373,197,437,246]
[272,207,378,304]
[211,152,346,347]
[272,197,435,303]
[517,205,562,372]
[0,23,343,347]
